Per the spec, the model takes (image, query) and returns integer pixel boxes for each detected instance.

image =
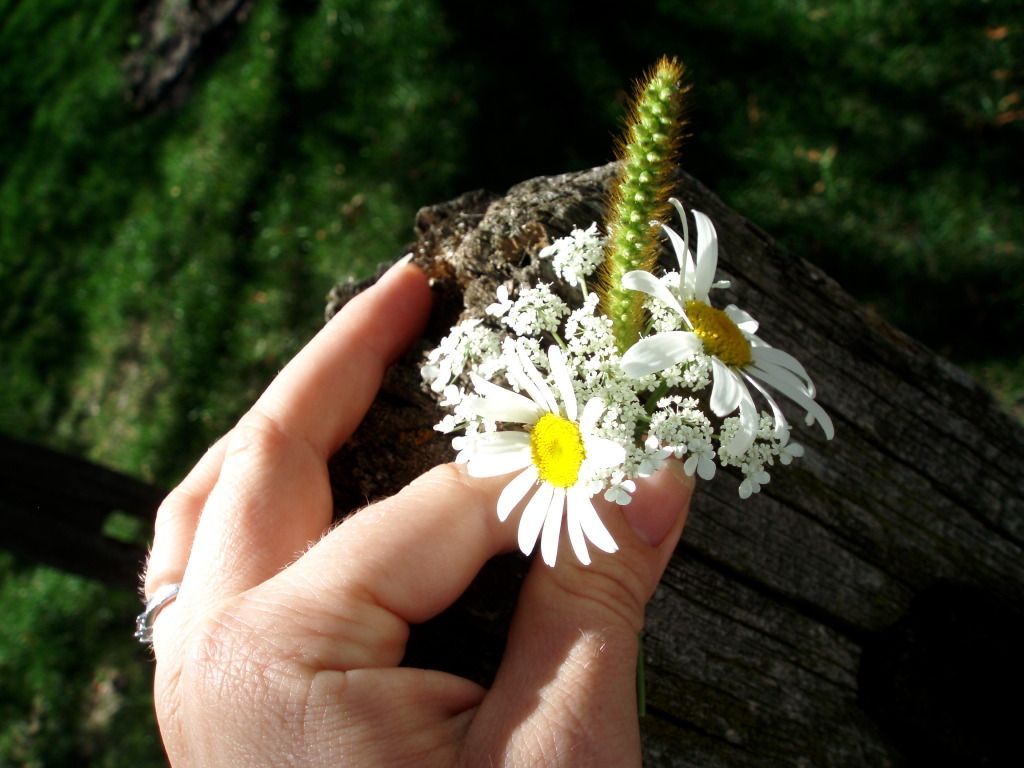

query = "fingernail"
[622,462,695,548]
[382,253,414,280]
[666,458,697,490]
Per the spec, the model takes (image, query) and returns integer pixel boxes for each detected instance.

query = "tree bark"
[326,163,1024,766]
[126,0,254,111]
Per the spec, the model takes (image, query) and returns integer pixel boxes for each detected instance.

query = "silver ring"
[135,582,181,645]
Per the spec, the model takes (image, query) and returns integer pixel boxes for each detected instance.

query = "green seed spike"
[599,56,689,352]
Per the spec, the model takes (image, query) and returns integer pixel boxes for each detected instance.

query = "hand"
[144,259,694,767]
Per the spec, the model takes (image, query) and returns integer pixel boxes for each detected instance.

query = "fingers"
[261,463,520,671]
[467,464,694,765]
[179,413,335,608]
[179,260,432,612]
[253,256,432,458]
[144,434,227,598]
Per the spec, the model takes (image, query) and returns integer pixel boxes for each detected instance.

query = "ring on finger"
[135,582,181,645]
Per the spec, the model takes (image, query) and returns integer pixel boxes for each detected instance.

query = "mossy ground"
[1,0,1020,763]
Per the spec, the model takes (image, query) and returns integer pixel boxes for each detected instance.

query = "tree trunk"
[326,163,1024,766]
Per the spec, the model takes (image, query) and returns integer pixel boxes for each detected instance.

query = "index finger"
[253,256,431,457]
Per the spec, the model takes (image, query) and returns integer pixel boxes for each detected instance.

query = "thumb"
[466,463,695,766]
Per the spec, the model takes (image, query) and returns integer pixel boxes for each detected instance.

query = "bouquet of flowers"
[421,58,834,567]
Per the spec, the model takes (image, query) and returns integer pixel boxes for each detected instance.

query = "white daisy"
[621,198,835,456]
[455,342,627,566]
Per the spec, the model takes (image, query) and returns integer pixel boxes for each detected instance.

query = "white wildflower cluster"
[539,223,605,289]
[421,201,834,566]
[718,415,806,499]
[421,318,503,395]
[648,396,716,480]
[500,283,569,337]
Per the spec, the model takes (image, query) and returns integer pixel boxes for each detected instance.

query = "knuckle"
[406,462,502,514]
[406,462,488,511]
[551,557,650,633]
[408,461,468,491]
[153,483,203,539]
[227,411,295,462]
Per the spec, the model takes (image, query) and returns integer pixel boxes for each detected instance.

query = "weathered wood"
[327,163,1024,765]
[126,0,254,111]
[0,434,162,585]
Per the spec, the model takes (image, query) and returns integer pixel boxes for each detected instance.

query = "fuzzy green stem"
[599,57,688,352]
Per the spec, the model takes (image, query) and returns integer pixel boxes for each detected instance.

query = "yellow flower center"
[530,412,586,488]
[685,299,752,367]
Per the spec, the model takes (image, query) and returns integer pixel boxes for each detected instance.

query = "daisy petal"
[747,364,834,440]
[467,448,532,478]
[504,353,547,414]
[742,372,790,441]
[727,383,759,456]
[465,432,532,477]
[667,197,694,287]
[724,304,759,334]
[540,487,566,566]
[469,375,544,424]
[710,358,743,416]
[572,490,618,554]
[579,397,606,434]
[518,482,554,556]
[749,362,813,401]
[622,332,702,377]
[547,345,578,421]
[497,465,539,522]
[750,346,815,396]
[584,435,627,470]
[470,431,531,452]
[565,497,591,565]
[665,202,694,277]
[692,210,719,302]
[515,342,559,414]
[622,269,684,317]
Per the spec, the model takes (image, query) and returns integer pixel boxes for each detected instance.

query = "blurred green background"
[1,0,1020,763]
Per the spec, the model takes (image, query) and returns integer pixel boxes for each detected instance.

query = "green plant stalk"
[600,57,688,352]
[637,632,647,717]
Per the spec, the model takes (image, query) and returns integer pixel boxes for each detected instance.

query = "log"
[326,162,1024,766]
[0,434,164,586]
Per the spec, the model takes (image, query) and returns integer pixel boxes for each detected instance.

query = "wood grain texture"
[327,163,1024,766]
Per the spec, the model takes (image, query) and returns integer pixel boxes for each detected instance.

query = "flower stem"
[636,633,647,717]
[599,56,688,352]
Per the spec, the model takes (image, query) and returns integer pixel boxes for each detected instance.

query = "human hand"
[143,258,694,767]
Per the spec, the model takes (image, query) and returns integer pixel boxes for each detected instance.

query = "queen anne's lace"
[539,223,605,289]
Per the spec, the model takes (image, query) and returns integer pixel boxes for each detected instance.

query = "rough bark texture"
[326,163,1024,766]
[126,0,254,110]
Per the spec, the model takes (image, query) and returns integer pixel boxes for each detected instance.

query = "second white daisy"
[620,198,834,457]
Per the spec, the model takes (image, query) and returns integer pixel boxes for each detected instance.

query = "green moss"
[0,555,163,766]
